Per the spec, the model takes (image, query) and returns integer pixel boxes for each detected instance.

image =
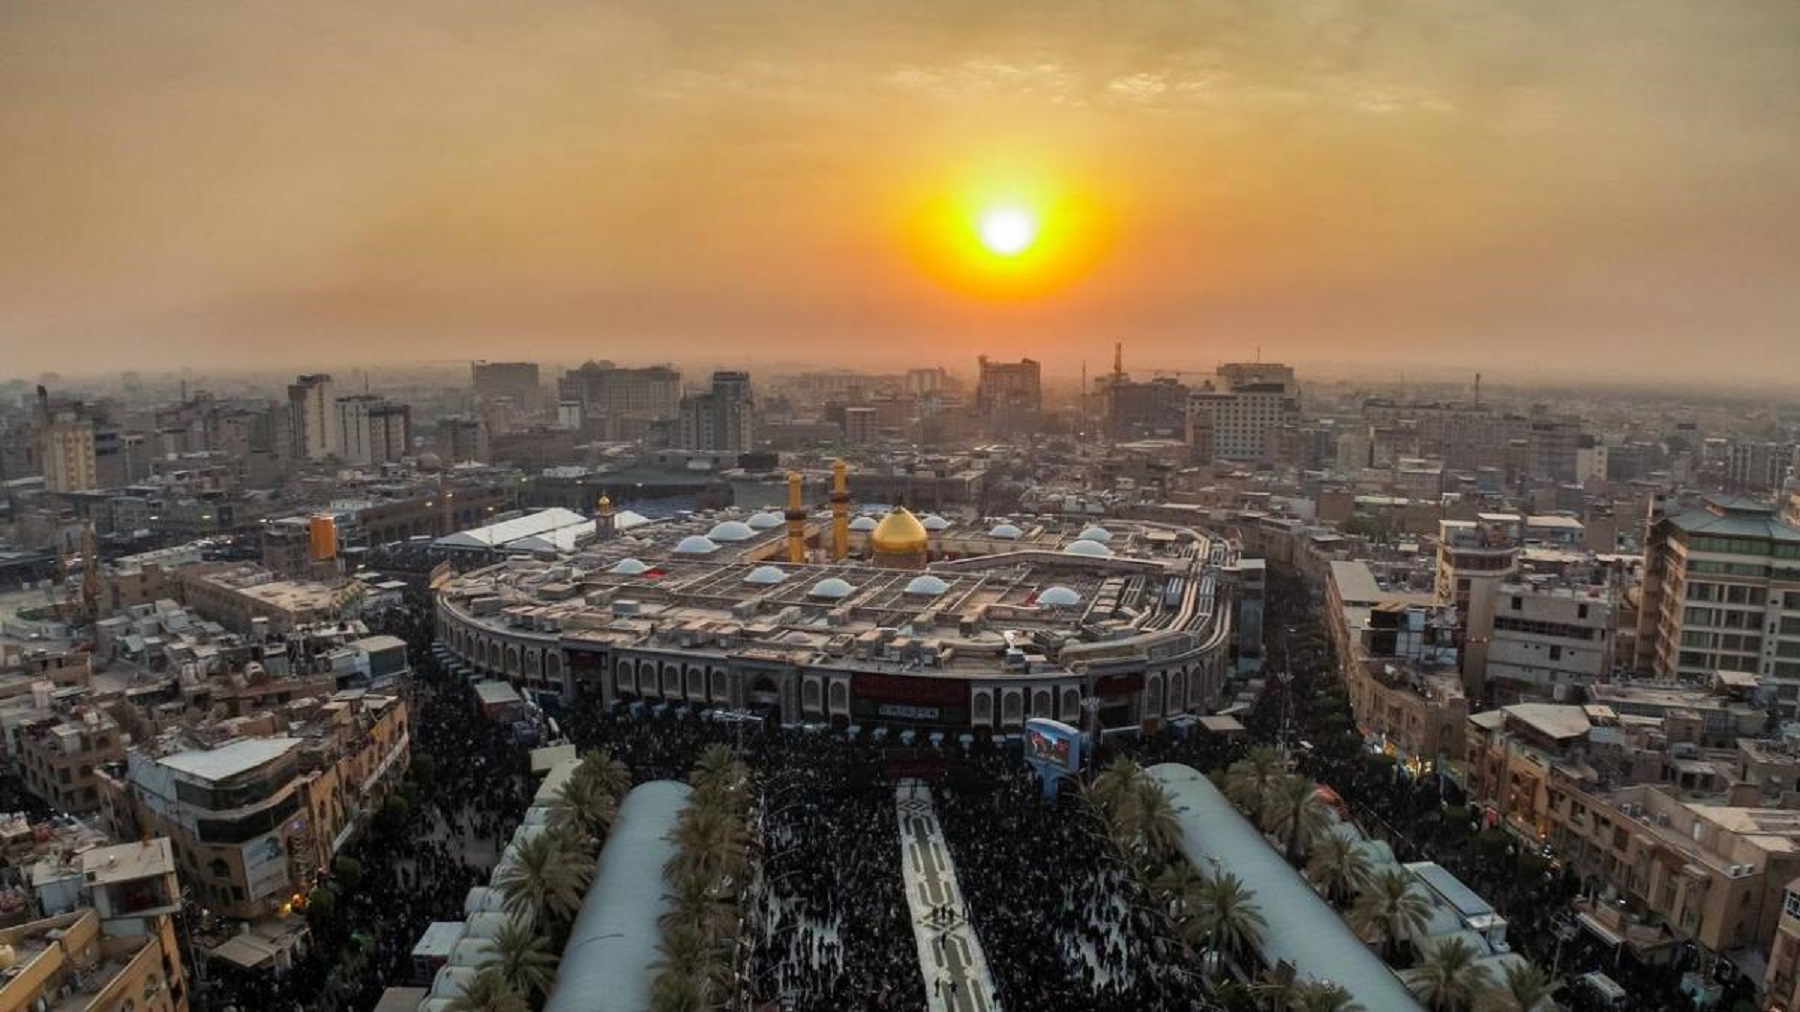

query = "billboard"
[1024,717,1083,776]
[243,831,292,901]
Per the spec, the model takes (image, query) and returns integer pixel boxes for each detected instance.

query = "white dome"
[1038,585,1081,607]
[610,557,649,575]
[745,565,788,585]
[1077,526,1114,543]
[921,514,950,531]
[674,535,719,555]
[706,520,755,542]
[809,577,856,599]
[904,575,950,597]
[849,516,878,532]
[1063,539,1113,558]
[989,523,1023,540]
[747,512,784,530]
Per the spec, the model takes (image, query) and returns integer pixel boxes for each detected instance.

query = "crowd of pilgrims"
[935,757,1213,1012]
[170,569,1715,1012]
[568,710,928,1011]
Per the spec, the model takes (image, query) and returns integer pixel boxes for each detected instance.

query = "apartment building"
[1485,580,1617,698]
[1187,365,1301,464]
[335,395,411,466]
[17,708,126,814]
[678,371,755,453]
[557,361,683,441]
[1327,559,1468,771]
[1767,881,1800,1010]
[41,416,99,492]
[99,691,409,923]
[1,899,188,1012]
[1637,495,1800,682]
[974,356,1042,435]
[1466,697,1800,968]
[174,564,347,634]
[286,374,337,461]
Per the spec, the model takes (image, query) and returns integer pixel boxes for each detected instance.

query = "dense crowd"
[169,557,1753,1011]
[565,710,927,1011]
[936,762,1213,1012]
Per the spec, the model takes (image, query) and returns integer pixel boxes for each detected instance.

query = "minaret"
[595,492,616,540]
[784,471,807,564]
[830,458,850,561]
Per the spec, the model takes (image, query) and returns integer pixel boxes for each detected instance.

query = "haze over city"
[9,6,1800,1012]
[5,1,1800,385]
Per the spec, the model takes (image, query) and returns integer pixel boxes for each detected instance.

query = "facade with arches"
[433,511,1245,732]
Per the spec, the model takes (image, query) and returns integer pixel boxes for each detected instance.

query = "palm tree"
[1305,831,1372,907]
[1262,775,1330,862]
[661,866,736,947]
[1482,961,1556,1011]
[666,803,748,891]
[1406,936,1495,1011]
[1351,868,1433,961]
[1093,755,1144,807]
[446,967,530,1012]
[650,921,720,1012]
[552,768,619,843]
[1289,980,1364,1012]
[497,825,595,931]
[1254,966,1300,1011]
[649,967,707,1012]
[1135,779,1185,862]
[691,743,746,797]
[576,746,631,799]
[1225,745,1285,816]
[484,917,558,1001]
[1184,870,1267,969]
[1151,860,1205,918]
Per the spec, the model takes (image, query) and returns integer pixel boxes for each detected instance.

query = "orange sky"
[3,1,1799,384]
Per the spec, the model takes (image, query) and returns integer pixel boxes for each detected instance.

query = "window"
[1549,646,1563,662]
[1578,603,1589,620]
[1511,596,1522,611]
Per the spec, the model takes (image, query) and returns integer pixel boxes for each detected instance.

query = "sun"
[975,205,1039,256]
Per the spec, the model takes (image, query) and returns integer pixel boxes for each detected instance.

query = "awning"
[1578,911,1625,947]
[210,932,281,968]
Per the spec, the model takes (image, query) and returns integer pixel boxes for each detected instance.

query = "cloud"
[0,0,1797,384]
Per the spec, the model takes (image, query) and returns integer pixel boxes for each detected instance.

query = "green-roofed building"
[1637,495,1800,685]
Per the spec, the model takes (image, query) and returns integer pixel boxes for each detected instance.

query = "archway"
[748,675,782,723]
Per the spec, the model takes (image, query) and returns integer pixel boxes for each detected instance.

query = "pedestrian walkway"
[894,780,999,1012]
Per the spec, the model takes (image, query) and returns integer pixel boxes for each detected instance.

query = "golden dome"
[870,506,929,554]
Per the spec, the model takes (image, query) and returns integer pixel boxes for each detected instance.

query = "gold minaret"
[595,492,615,540]
[784,471,807,564]
[830,458,850,561]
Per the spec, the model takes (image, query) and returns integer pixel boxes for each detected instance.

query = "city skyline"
[4,2,1800,384]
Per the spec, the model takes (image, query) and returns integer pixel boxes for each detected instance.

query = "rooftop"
[156,736,299,782]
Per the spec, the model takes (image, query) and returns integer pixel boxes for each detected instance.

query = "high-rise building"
[1435,515,1521,691]
[40,415,98,491]
[1636,496,1800,681]
[557,361,682,441]
[436,415,489,464]
[678,370,755,453]
[286,373,338,461]
[1726,440,1793,495]
[843,405,878,445]
[1185,363,1299,463]
[1104,377,1189,439]
[975,356,1041,434]
[471,360,542,411]
[335,395,411,466]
